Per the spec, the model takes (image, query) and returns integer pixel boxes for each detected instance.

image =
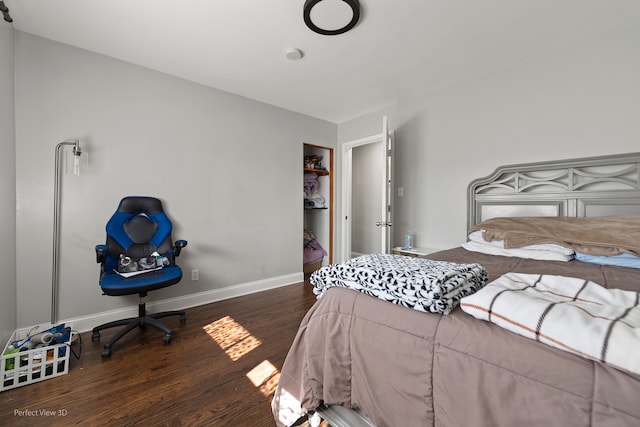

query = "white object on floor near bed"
[460,272,640,375]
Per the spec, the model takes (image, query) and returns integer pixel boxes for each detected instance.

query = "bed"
[272,152,640,427]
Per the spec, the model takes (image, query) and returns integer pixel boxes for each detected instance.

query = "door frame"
[340,129,392,261]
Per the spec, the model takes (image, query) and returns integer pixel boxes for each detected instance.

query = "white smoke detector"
[286,48,304,60]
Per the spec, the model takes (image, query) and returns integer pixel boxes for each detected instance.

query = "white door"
[341,117,393,261]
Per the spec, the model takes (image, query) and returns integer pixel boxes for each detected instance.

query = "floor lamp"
[52,140,86,324]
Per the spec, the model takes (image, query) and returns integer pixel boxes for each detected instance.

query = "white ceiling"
[6,0,640,123]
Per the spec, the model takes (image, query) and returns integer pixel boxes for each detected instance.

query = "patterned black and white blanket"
[310,253,488,315]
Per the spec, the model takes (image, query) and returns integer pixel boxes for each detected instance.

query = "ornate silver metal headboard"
[467,152,640,231]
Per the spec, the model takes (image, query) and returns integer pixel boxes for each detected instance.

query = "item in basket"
[29,331,57,347]
[3,348,19,370]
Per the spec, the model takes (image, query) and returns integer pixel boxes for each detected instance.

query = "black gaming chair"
[92,196,188,358]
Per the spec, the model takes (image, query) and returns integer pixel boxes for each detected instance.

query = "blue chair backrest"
[103,197,174,271]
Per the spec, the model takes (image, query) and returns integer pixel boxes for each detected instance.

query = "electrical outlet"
[398,186,404,197]
[191,269,199,281]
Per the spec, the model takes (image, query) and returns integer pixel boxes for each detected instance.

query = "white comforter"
[460,272,640,375]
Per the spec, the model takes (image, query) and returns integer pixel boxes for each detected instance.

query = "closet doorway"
[303,144,333,273]
[341,117,393,261]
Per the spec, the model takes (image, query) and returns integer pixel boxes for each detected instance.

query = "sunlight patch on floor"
[246,359,280,397]
[203,316,282,398]
[203,315,262,361]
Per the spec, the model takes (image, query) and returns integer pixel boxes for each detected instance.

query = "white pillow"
[463,232,574,262]
[468,231,574,255]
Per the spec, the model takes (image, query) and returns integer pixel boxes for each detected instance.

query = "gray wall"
[338,23,640,256]
[14,32,336,327]
[0,25,16,342]
[8,21,640,328]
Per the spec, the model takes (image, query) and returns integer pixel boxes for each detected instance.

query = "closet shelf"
[304,168,330,176]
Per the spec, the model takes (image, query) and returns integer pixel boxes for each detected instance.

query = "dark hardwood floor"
[1,280,318,426]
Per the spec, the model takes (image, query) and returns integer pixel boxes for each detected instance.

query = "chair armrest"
[96,244,108,264]
[174,240,187,257]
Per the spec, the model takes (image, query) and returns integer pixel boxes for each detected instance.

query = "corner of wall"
[0,23,17,343]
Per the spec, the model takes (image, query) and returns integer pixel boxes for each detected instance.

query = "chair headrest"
[118,196,164,214]
[123,213,158,244]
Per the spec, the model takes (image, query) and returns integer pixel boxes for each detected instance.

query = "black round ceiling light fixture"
[303,0,360,36]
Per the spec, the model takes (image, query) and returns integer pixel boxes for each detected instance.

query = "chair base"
[91,301,186,358]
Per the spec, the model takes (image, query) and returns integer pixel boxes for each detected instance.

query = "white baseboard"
[63,272,304,333]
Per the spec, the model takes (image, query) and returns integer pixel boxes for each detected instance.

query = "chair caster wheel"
[180,314,186,323]
[92,332,100,342]
[101,349,112,358]
[163,334,172,344]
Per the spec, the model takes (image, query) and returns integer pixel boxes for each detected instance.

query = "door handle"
[375,221,392,227]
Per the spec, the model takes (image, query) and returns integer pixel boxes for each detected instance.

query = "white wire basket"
[1,323,73,392]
